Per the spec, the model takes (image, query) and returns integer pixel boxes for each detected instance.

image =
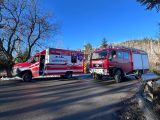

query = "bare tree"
[0,0,3,27]
[0,0,27,76]
[0,0,58,76]
[1,0,27,55]
[0,0,3,4]
[21,0,58,60]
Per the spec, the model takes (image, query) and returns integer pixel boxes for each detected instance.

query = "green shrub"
[152,69,160,76]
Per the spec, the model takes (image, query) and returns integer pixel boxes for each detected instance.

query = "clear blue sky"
[40,0,160,50]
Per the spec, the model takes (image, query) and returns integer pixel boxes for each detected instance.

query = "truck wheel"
[92,73,97,79]
[114,70,123,83]
[91,74,95,79]
[94,74,102,80]
[66,72,72,79]
[22,72,32,82]
[60,75,66,79]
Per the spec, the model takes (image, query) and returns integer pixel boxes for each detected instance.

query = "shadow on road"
[0,82,137,114]
[93,76,136,86]
[0,88,137,120]
[0,74,138,120]
[0,74,90,87]
[55,96,136,120]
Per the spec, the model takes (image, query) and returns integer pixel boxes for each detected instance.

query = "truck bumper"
[90,68,109,75]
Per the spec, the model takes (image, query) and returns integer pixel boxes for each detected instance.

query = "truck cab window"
[71,53,77,63]
[109,50,116,60]
[92,50,107,60]
[30,56,39,63]
[124,52,129,60]
[118,52,123,59]
[111,50,116,58]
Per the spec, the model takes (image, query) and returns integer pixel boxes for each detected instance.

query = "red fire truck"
[90,46,150,83]
[12,48,84,81]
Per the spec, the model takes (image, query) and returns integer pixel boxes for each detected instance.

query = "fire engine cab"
[90,46,150,83]
[12,48,84,81]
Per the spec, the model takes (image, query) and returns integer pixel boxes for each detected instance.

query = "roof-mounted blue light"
[109,45,112,49]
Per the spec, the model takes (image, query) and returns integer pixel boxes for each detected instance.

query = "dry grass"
[119,97,146,120]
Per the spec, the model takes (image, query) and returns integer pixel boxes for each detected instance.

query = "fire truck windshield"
[91,50,107,60]
[28,56,39,63]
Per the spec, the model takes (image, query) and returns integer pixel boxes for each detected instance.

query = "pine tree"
[137,0,160,11]
[101,38,108,48]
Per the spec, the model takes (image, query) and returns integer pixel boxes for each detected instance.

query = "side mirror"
[109,55,112,61]
[31,59,36,63]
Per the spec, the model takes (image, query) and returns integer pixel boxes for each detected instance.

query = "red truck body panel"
[13,48,84,78]
[90,46,150,77]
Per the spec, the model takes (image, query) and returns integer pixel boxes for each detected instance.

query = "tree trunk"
[5,65,12,77]
[25,47,31,61]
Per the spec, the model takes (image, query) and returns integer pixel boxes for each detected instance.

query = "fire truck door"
[68,53,77,71]
[109,50,118,67]
[71,53,77,64]
[116,51,124,68]
[123,51,132,73]
[30,55,40,77]
[39,55,45,75]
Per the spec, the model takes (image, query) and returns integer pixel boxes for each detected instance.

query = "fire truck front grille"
[93,64,102,68]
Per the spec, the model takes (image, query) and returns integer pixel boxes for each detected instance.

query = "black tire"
[65,72,72,79]
[135,76,139,80]
[92,73,97,80]
[92,74,95,79]
[94,74,102,80]
[60,75,66,79]
[114,70,123,83]
[22,72,32,82]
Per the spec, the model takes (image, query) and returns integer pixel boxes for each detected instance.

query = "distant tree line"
[83,38,108,61]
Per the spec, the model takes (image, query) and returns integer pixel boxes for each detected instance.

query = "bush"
[152,69,160,76]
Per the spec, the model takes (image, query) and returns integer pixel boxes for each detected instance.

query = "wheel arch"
[19,70,33,78]
[65,71,73,79]
[113,68,124,76]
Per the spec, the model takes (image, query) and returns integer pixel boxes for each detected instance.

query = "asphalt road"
[0,75,139,120]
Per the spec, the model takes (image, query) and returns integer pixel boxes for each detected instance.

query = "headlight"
[12,67,20,74]
[16,68,21,73]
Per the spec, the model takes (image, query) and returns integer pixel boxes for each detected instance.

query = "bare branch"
[1,0,58,63]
